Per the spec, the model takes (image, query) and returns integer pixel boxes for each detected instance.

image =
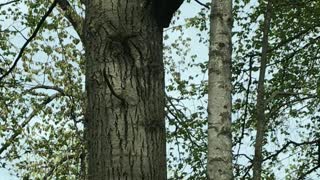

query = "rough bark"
[207,0,233,179]
[83,1,166,179]
[252,1,272,180]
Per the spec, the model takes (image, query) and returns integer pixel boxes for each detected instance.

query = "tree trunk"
[83,1,166,179]
[252,1,272,180]
[207,0,233,179]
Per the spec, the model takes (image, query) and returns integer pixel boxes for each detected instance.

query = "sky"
[2,0,317,179]
[0,0,207,179]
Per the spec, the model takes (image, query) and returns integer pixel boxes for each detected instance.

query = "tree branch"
[242,140,318,179]
[0,0,58,82]
[27,85,66,95]
[56,0,84,40]
[268,94,317,116]
[266,91,315,104]
[263,140,318,162]
[235,55,253,167]
[194,0,210,9]
[244,23,319,58]
[0,0,19,7]
[43,154,76,180]
[298,164,320,180]
[0,93,61,155]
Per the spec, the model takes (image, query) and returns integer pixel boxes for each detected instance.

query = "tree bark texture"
[83,1,166,179]
[252,1,272,180]
[207,0,233,179]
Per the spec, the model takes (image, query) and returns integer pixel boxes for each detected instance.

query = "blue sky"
[0,0,206,179]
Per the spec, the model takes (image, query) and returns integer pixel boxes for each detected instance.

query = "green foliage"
[0,0,85,178]
[0,0,319,179]
[232,0,320,179]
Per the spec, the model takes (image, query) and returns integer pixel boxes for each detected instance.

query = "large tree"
[2,0,319,179]
[83,1,167,179]
[0,0,181,179]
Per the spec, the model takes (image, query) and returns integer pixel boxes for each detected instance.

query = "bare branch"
[194,0,210,9]
[0,0,19,7]
[27,85,66,95]
[234,153,253,161]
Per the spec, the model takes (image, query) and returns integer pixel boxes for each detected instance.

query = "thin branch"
[244,23,320,59]
[0,0,58,82]
[242,140,318,179]
[268,95,317,116]
[298,165,320,180]
[0,93,61,155]
[266,91,315,104]
[263,140,318,162]
[56,0,84,39]
[194,0,210,9]
[278,35,320,65]
[242,164,253,179]
[236,55,253,166]
[166,97,202,150]
[269,24,319,53]
[43,154,76,180]
[234,153,253,161]
[12,26,27,40]
[166,95,207,171]
[0,0,19,7]
[27,85,66,95]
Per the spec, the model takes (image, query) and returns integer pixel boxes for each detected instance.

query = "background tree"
[0,0,319,179]
[252,1,272,179]
[233,0,320,179]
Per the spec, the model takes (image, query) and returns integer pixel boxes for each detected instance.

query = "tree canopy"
[0,0,319,179]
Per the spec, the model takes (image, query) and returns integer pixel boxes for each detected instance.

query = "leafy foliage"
[0,0,319,179]
[0,0,85,178]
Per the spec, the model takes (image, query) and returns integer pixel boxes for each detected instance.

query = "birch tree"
[207,0,233,179]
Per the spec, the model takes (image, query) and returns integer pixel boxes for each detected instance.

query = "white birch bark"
[207,0,233,179]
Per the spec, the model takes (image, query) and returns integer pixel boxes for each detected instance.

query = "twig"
[0,0,58,82]
[0,0,19,7]
[56,0,84,39]
[0,93,61,155]
[194,0,210,9]
[263,140,318,162]
[298,165,320,180]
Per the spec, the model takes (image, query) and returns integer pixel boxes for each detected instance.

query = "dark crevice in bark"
[84,1,166,179]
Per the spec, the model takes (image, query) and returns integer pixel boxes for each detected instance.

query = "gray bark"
[207,0,233,179]
[252,1,272,180]
[83,1,166,179]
